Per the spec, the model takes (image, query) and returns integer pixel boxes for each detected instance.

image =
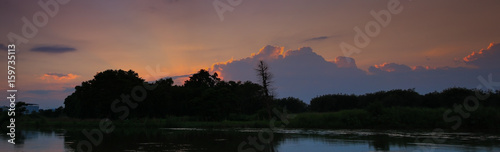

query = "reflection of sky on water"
[0,130,66,152]
[275,134,500,152]
[277,137,368,152]
[1,129,500,152]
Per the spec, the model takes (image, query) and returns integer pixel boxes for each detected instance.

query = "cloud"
[463,42,500,69]
[16,87,76,108]
[333,56,357,68]
[304,36,329,42]
[163,0,180,4]
[211,45,367,101]
[250,45,284,60]
[369,63,412,74]
[169,74,192,80]
[209,44,500,103]
[25,90,55,95]
[25,87,75,95]
[31,45,77,53]
[0,44,8,51]
[40,73,80,81]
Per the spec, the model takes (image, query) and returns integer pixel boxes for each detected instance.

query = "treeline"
[64,69,271,120]
[62,69,500,121]
[309,88,500,112]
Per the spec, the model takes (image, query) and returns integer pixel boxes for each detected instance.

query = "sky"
[1,0,500,109]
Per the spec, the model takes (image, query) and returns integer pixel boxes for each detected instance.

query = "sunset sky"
[1,0,500,108]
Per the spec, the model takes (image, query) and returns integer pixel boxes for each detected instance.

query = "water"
[1,128,499,152]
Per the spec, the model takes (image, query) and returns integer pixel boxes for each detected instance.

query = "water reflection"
[1,128,500,152]
[0,129,67,151]
[370,134,390,151]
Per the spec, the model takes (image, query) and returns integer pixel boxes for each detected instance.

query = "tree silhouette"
[64,69,144,119]
[256,60,273,119]
[275,97,307,113]
[184,69,221,88]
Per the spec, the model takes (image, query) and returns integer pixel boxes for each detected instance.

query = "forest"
[2,67,500,130]
[58,67,500,129]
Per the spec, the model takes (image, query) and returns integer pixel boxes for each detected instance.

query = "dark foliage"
[64,69,144,119]
[309,88,500,112]
[64,69,266,120]
[275,97,308,113]
[62,69,500,123]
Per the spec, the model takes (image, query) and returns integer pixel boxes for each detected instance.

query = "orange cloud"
[412,66,436,71]
[40,73,79,81]
[463,42,496,62]
[209,58,235,80]
[370,62,412,73]
[250,45,284,60]
[373,63,394,72]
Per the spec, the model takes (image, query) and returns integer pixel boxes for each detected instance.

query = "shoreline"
[10,107,500,134]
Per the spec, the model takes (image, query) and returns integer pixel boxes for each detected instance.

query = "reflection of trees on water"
[64,128,285,152]
[6,129,500,151]
[62,129,500,152]
[369,134,390,151]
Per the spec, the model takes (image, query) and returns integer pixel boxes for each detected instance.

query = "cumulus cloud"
[250,45,284,60]
[40,73,80,81]
[333,56,357,68]
[463,42,500,69]
[208,43,500,103]
[31,45,77,53]
[210,45,367,101]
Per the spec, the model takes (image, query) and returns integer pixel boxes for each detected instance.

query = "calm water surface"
[1,128,499,152]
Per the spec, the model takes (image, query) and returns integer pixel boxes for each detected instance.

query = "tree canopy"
[64,69,145,118]
[63,69,499,120]
[64,69,270,120]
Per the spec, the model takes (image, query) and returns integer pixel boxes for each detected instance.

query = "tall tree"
[256,60,273,119]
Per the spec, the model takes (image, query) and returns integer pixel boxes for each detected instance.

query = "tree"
[64,69,145,119]
[139,78,174,118]
[256,60,273,97]
[63,68,269,120]
[275,97,307,113]
[256,60,273,119]
[310,94,359,112]
[184,69,221,88]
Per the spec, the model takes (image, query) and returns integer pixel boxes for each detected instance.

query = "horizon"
[1,0,500,109]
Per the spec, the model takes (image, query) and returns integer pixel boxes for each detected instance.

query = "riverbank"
[10,106,500,132]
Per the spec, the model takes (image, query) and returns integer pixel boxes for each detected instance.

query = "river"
[1,128,499,152]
